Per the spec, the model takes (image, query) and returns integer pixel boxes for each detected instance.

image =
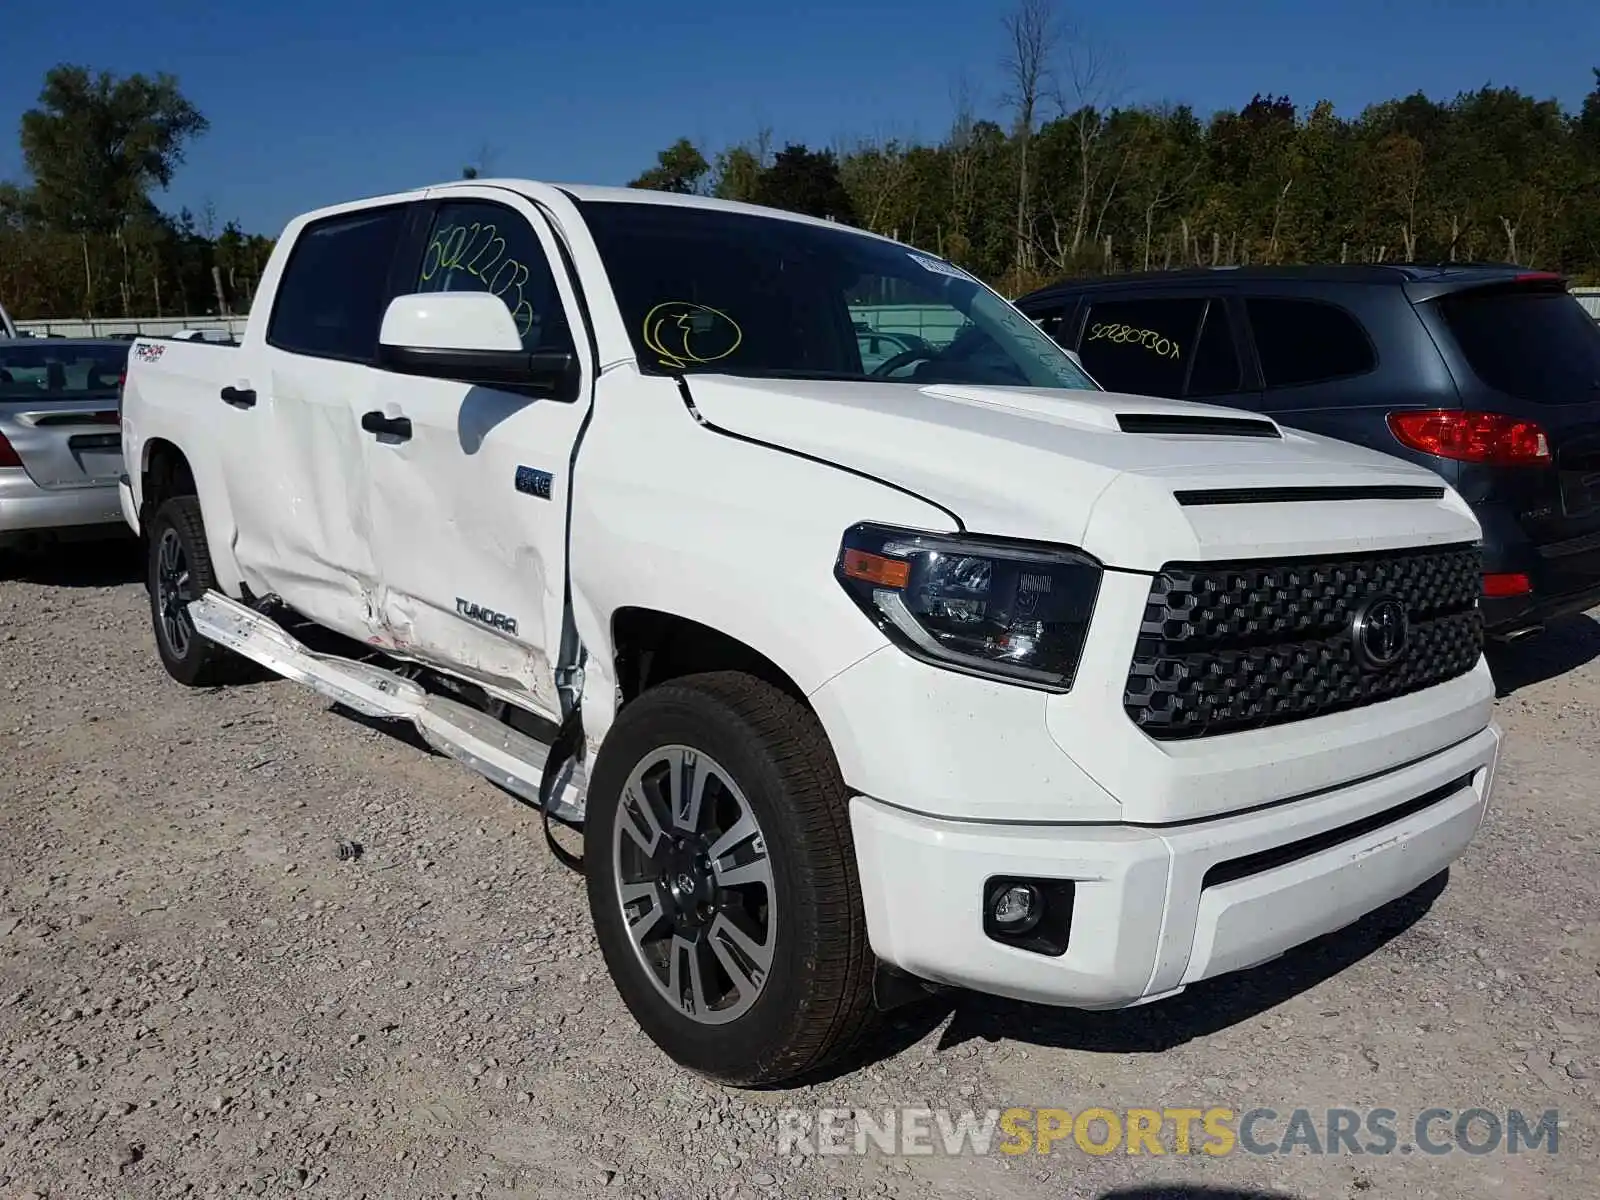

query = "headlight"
[834,523,1102,690]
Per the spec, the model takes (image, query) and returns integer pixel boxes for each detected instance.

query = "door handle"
[220,386,256,408]
[360,411,413,440]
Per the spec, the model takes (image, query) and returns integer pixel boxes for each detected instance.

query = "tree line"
[0,65,275,321]
[628,1,1600,294]
[7,12,1600,323]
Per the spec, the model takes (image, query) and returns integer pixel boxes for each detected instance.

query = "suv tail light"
[1386,410,1552,466]
[0,430,21,469]
[1482,572,1533,598]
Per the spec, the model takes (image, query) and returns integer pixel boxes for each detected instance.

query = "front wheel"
[585,671,877,1085]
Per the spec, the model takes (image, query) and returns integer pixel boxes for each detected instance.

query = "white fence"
[1575,288,1600,319]
[16,315,250,340]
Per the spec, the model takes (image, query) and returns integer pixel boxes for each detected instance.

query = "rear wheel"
[146,495,246,687]
[585,671,877,1085]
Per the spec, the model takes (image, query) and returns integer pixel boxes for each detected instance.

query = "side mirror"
[376,292,579,400]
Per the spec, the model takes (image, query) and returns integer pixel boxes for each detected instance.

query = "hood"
[684,376,1483,568]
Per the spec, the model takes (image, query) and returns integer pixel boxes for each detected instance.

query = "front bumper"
[850,721,1500,1008]
[0,467,126,541]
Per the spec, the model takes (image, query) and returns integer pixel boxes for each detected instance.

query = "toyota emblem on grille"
[1352,595,1410,670]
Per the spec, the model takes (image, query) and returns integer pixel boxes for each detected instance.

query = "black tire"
[585,671,877,1086]
[146,495,247,687]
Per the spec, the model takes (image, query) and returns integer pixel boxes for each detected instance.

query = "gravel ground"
[0,540,1596,1200]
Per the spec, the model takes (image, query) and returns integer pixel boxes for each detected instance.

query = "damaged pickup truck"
[119,180,1502,1085]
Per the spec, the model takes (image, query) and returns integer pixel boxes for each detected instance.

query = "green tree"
[13,63,207,313]
[19,65,207,233]
[629,138,710,194]
[709,129,773,203]
[751,144,856,223]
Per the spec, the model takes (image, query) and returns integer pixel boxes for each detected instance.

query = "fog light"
[989,883,1043,934]
[982,877,1075,956]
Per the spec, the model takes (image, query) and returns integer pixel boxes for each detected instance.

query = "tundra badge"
[456,598,518,636]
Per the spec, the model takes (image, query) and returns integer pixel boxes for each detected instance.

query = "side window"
[1245,297,1376,388]
[1076,298,1206,398]
[267,206,407,361]
[1022,303,1068,342]
[414,202,574,354]
[1186,301,1244,397]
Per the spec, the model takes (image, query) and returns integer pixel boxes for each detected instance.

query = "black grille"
[1124,544,1483,739]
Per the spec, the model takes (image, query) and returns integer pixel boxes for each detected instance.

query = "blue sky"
[4,0,1597,237]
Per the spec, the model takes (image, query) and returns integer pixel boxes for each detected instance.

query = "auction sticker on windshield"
[908,252,974,281]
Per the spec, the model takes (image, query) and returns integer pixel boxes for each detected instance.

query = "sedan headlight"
[834,523,1102,690]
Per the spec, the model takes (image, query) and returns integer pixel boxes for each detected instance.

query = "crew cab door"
[222,198,417,637]
[360,189,593,718]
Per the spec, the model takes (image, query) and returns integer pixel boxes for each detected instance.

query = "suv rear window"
[1436,286,1600,404]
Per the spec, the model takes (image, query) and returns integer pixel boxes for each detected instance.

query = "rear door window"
[1185,301,1243,397]
[267,205,408,361]
[1077,298,1205,398]
[1022,302,1071,343]
[1244,298,1376,388]
[1436,286,1600,404]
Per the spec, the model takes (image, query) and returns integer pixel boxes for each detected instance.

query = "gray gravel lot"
[0,541,1596,1199]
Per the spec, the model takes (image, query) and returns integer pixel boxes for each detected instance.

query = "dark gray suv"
[1016,265,1600,641]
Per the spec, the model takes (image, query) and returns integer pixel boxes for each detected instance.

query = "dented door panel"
[359,190,594,719]
[227,350,385,641]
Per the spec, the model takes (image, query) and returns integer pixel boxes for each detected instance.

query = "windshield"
[1436,285,1600,404]
[0,342,128,402]
[579,201,1099,391]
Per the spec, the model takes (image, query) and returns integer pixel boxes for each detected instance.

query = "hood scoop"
[1173,484,1446,506]
[1117,412,1281,438]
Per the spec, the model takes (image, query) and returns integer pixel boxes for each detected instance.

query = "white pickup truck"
[120,180,1501,1085]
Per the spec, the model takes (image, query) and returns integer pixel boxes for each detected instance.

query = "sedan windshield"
[0,342,128,401]
[579,200,1099,391]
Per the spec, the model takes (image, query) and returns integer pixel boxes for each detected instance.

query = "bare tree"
[1133,110,1201,271]
[1373,133,1424,262]
[1500,214,1520,264]
[841,136,913,235]
[1001,0,1059,286]
[1265,179,1293,264]
[946,74,981,263]
[1396,153,1422,262]
[1142,162,1199,271]
[1056,31,1122,263]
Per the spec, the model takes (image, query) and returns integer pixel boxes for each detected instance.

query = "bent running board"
[187,591,586,823]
